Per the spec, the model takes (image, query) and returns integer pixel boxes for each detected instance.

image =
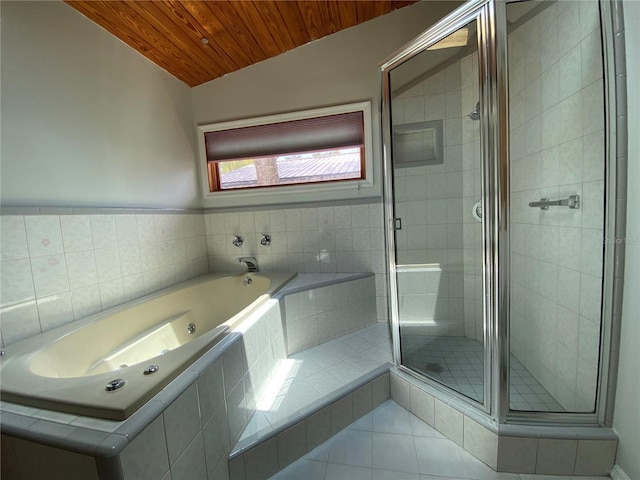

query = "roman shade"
[204,111,364,162]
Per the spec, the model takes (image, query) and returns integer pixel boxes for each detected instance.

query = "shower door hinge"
[392,218,402,230]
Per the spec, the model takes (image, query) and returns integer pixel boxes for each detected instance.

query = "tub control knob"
[105,379,126,392]
[187,323,196,334]
[143,365,160,375]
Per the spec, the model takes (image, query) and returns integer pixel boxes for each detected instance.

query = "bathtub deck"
[233,322,393,454]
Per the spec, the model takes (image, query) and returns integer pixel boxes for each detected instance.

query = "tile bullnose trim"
[1,206,204,216]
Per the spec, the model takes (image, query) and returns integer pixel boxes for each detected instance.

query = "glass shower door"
[385,18,486,403]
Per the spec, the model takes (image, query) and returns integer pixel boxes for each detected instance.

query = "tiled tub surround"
[389,368,618,477]
[203,203,389,323]
[283,274,377,354]
[508,0,606,412]
[0,211,208,347]
[0,273,380,480]
[1,289,288,480]
[230,324,392,475]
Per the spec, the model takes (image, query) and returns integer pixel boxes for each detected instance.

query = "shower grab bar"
[529,195,580,210]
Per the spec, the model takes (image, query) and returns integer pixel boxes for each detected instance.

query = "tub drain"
[425,363,444,373]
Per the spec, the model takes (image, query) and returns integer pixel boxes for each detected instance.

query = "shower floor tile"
[401,334,565,412]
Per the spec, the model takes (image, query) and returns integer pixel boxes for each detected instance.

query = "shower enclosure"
[382,0,625,425]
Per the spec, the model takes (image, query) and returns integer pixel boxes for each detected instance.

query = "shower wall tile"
[391,52,474,338]
[0,213,208,347]
[508,0,605,412]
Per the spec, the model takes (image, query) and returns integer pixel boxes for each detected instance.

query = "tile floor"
[268,400,611,480]
[236,323,394,451]
[239,325,566,454]
[401,335,564,411]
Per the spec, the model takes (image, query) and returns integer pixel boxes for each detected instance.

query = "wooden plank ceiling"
[65,1,418,87]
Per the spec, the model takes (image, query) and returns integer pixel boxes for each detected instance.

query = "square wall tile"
[277,421,307,469]
[30,254,69,297]
[409,383,435,427]
[243,437,279,480]
[202,405,230,474]
[12,437,99,480]
[0,300,40,345]
[170,432,207,480]
[390,372,410,410]
[163,383,202,466]
[352,383,373,420]
[120,416,170,480]
[497,435,537,473]
[535,438,578,475]
[574,439,617,476]
[434,400,464,447]
[1,258,35,307]
[372,373,390,408]
[1,216,29,261]
[306,407,332,452]
[463,416,498,469]
[228,454,245,480]
[25,216,64,257]
[331,394,354,435]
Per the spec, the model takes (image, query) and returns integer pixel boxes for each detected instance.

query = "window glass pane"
[215,147,363,190]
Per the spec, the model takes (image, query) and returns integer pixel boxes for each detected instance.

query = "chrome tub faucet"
[237,257,259,272]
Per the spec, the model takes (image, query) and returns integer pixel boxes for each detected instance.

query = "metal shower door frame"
[380,0,502,417]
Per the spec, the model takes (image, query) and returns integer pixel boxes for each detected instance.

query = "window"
[197,102,373,204]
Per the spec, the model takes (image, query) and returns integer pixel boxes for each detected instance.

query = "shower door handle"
[392,218,402,231]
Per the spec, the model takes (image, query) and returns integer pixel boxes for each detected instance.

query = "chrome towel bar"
[529,195,580,210]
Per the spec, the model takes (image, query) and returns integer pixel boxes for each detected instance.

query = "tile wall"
[0,213,208,347]
[116,297,287,480]
[391,51,470,337]
[203,204,387,321]
[284,276,377,354]
[507,0,605,411]
[390,367,617,476]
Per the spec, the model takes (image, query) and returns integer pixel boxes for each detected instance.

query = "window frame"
[196,102,374,205]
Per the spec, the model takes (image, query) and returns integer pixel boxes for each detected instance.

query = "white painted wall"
[0,1,200,208]
[191,1,460,208]
[612,2,640,479]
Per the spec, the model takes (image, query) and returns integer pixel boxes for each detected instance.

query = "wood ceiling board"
[64,0,420,87]
[123,2,221,82]
[228,1,294,57]
[274,2,312,46]
[159,1,230,76]
[183,1,259,71]
[201,2,271,63]
[177,1,243,75]
[331,1,358,28]
[67,1,204,86]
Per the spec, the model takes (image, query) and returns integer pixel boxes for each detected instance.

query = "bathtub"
[0,272,295,420]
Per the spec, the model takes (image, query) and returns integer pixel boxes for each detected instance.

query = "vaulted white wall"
[191,1,460,208]
[0,1,200,208]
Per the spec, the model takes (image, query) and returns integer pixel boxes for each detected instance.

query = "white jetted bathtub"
[0,272,295,420]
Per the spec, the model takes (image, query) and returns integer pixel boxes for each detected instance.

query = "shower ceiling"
[64,0,419,87]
